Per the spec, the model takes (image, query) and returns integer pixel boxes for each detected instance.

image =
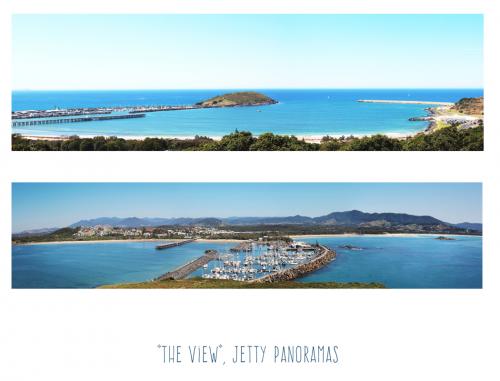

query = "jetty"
[154,250,219,280]
[11,113,145,127]
[357,100,454,106]
[155,239,195,250]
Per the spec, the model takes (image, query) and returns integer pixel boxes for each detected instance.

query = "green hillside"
[195,91,277,107]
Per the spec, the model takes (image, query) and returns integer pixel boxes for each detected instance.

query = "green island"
[195,91,278,107]
[100,277,384,289]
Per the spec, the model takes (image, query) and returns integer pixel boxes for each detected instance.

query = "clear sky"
[12,183,482,231]
[12,14,483,90]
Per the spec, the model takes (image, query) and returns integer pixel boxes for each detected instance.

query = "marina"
[11,105,198,120]
[196,240,335,282]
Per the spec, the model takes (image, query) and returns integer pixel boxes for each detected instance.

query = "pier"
[155,239,196,250]
[155,250,219,280]
[12,113,145,127]
[357,100,454,106]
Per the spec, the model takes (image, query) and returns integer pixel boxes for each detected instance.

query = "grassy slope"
[451,97,484,116]
[100,277,385,289]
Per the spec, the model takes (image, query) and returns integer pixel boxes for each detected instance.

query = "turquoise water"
[12,235,482,288]
[11,89,483,137]
[11,241,234,288]
[298,235,482,288]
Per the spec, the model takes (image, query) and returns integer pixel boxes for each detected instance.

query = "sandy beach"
[19,131,418,144]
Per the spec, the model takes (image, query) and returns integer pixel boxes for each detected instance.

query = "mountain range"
[60,210,481,231]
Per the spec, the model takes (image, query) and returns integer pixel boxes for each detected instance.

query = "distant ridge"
[65,210,481,232]
[452,222,483,232]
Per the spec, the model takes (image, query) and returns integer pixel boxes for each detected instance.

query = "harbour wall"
[251,245,336,283]
[358,99,454,106]
[154,250,218,281]
[155,239,196,250]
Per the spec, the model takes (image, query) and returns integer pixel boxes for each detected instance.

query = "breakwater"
[155,239,195,250]
[251,245,336,283]
[358,99,454,106]
[230,241,253,252]
[154,250,218,280]
[12,113,145,127]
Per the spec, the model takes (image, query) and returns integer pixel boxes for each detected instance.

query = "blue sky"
[12,183,482,231]
[12,14,483,90]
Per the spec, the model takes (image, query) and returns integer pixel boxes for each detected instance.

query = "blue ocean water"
[11,89,483,137]
[11,241,234,288]
[298,235,482,288]
[12,235,482,288]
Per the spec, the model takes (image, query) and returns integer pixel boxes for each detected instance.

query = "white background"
[1,1,499,380]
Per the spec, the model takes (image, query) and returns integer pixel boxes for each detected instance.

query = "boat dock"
[12,113,145,127]
[357,99,454,106]
[154,250,219,280]
[155,239,196,250]
[251,244,336,283]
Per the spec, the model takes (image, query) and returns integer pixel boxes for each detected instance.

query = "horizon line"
[12,87,485,92]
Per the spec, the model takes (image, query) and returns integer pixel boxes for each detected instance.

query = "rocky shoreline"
[408,97,483,133]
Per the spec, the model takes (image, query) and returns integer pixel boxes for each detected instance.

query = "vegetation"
[12,227,79,244]
[451,97,483,116]
[13,222,480,245]
[12,227,133,244]
[195,91,277,107]
[225,224,480,236]
[99,277,385,289]
[12,125,483,151]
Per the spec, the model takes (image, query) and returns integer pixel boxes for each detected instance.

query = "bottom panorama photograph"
[11,183,482,289]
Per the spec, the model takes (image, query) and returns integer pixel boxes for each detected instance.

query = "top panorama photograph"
[12,14,483,151]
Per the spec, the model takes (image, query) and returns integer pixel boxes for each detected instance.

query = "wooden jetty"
[154,250,219,280]
[11,113,145,127]
[155,239,195,250]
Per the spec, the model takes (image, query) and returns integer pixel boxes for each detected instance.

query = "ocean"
[11,241,235,289]
[298,235,482,288]
[11,235,482,289]
[11,89,483,138]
